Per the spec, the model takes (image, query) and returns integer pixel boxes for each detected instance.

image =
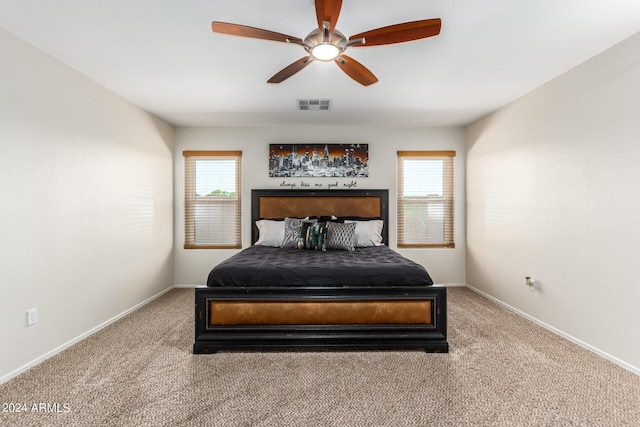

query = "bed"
[193,189,448,353]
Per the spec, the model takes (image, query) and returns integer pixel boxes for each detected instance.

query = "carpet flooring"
[1,287,639,426]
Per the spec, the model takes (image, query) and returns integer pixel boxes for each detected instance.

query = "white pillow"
[255,220,285,247]
[344,219,384,247]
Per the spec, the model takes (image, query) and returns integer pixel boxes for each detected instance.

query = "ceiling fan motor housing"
[304,28,346,60]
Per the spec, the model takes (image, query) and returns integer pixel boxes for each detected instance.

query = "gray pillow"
[344,219,384,247]
[282,217,316,248]
[326,222,356,251]
[255,220,285,247]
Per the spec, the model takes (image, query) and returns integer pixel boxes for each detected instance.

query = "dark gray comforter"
[206,245,433,287]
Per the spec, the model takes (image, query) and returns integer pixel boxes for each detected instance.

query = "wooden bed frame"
[193,189,448,354]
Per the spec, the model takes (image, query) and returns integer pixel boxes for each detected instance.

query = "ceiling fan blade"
[334,55,378,86]
[267,56,314,83]
[315,0,343,32]
[212,22,302,44]
[349,18,441,47]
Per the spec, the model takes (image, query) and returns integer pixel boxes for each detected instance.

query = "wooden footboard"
[193,286,448,353]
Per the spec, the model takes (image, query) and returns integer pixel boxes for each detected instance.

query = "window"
[397,151,455,248]
[183,151,242,249]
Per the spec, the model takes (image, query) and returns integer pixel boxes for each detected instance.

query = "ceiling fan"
[211,0,441,86]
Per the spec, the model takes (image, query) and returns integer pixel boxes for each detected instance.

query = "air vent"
[298,99,331,111]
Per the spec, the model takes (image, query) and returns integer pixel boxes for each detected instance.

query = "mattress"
[206,245,434,287]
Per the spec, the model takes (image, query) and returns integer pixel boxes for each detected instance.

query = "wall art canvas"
[269,144,368,177]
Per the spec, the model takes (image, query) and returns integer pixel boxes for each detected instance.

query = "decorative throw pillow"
[282,217,316,248]
[300,222,327,251]
[344,219,384,247]
[255,220,285,247]
[282,218,300,248]
[297,221,311,249]
[326,221,356,251]
[281,218,302,248]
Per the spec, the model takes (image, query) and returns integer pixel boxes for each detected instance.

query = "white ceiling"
[2,0,640,128]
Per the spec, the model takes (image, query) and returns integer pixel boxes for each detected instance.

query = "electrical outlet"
[525,277,536,292]
[27,308,38,326]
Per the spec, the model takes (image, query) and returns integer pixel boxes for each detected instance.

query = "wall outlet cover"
[27,308,38,326]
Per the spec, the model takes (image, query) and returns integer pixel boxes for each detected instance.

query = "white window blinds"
[183,151,242,249]
[397,151,455,248]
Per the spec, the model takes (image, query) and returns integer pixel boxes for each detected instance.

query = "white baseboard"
[5,284,636,384]
[465,284,640,376]
[0,286,176,385]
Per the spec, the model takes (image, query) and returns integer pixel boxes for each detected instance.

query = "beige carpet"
[1,287,639,427]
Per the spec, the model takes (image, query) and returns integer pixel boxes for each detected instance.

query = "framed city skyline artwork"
[269,143,368,177]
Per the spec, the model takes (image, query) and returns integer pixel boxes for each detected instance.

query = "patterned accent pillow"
[282,217,316,248]
[326,222,356,251]
[298,221,311,249]
[299,222,327,251]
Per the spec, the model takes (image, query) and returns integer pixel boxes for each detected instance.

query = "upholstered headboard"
[250,189,389,245]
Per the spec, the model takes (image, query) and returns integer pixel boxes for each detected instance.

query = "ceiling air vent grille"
[298,99,331,111]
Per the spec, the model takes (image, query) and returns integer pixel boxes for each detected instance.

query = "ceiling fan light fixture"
[211,3,442,85]
[311,43,340,61]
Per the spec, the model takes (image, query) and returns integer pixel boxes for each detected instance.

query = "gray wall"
[466,31,640,372]
[0,29,175,382]
[173,126,467,286]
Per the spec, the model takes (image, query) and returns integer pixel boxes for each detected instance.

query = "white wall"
[466,31,640,371]
[174,126,466,286]
[0,29,175,381]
